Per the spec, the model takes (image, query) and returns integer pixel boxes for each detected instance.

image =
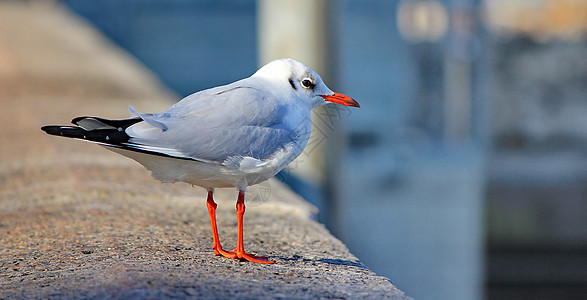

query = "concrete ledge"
[0,2,409,299]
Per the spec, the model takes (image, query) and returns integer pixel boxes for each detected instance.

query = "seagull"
[41,58,359,264]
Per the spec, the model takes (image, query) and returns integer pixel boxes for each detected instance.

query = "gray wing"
[126,85,298,163]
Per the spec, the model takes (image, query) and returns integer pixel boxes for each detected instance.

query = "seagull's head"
[253,58,359,109]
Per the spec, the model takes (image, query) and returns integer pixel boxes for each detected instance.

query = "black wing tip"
[71,116,142,127]
[41,125,66,136]
[41,125,88,140]
[41,123,199,162]
[43,116,143,139]
[41,122,133,146]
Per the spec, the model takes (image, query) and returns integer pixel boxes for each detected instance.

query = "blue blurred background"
[62,0,587,299]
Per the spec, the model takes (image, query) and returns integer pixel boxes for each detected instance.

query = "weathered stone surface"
[0,2,409,299]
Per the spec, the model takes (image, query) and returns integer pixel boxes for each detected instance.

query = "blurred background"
[58,0,586,299]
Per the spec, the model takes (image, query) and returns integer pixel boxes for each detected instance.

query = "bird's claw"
[213,246,235,258]
[214,246,274,264]
[233,252,274,264]
[231,246,274,264]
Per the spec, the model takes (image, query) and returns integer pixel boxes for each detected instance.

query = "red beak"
[321,93,360,108]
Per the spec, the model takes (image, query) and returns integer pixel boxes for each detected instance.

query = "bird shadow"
[278,255,366,269]
[317,258,366,268]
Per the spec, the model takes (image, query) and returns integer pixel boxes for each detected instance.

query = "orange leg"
[232,189,274,264]
[206,189,234,258]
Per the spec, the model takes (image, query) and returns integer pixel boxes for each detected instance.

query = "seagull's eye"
[301,78,315,89]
